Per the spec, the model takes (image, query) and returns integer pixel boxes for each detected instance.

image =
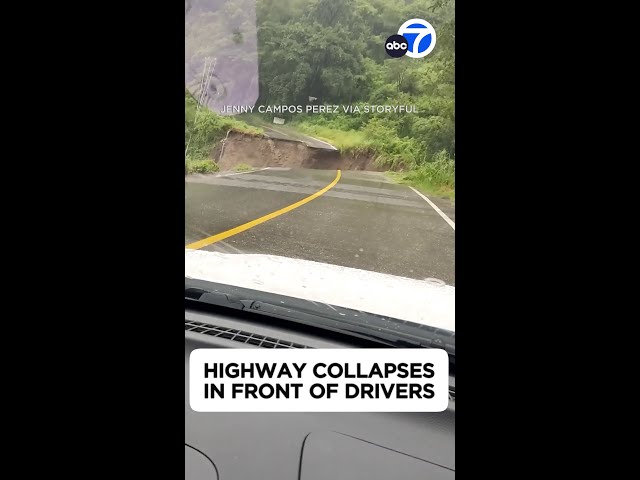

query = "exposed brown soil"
[215,132,385,171]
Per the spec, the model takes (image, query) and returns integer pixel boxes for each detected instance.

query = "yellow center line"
[185,169,342,250]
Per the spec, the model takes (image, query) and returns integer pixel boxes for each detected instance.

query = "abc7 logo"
[385,19,437,59]
[385,34,408,58]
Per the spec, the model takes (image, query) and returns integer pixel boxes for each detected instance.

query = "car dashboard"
[185,303,455,480]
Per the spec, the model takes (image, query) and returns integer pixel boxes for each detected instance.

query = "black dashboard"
[185,296,455,479]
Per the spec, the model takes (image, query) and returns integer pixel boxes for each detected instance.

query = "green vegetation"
[295,124,369,153]
[186,159,220,174]
[256,0,455,192]
[185,0,454,193]
[185,91,262,172]
[386,149,455,199]
[234,163,253,172]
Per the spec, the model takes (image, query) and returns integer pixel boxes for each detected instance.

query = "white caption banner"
[189,348,449,412]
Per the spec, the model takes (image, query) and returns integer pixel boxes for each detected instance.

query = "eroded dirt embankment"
[215,132,384,171]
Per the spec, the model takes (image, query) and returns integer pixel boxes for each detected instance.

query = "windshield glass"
[185,0,455,332]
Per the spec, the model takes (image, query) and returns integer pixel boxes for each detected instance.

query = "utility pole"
[185,57,216,162]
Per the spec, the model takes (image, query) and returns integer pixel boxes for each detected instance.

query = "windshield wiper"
[185,280,455,362]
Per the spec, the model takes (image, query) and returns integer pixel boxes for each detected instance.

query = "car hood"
[185,249,455,333]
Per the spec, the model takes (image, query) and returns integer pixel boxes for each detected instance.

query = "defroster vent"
[185,320,311,349]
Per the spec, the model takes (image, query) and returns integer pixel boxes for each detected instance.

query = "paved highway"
[185,168,455,286]
[239,115,338,150]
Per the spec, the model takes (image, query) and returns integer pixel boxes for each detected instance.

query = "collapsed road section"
[215,131,384,171]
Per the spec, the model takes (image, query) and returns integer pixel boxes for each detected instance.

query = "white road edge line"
[409,186,455,231]
[216,167,270,178]
[303,136,338,150]
[265,125,337,150]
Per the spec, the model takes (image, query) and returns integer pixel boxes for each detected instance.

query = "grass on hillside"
[295,124,370,153]
[234,163,253,172]
[296,120,455,198]
[386,151,455,200]
[185,92,263,174]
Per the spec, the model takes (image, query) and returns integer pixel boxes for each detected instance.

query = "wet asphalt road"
[185,168,455,285]
[240,114,338,150]
[260,124,338,150]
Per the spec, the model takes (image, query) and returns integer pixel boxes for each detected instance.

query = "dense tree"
[254,0,455,165]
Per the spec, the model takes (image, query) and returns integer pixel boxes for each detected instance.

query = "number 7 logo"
[398,19,437,59]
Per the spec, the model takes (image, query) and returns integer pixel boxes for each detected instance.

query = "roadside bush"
[186,159,220,174]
